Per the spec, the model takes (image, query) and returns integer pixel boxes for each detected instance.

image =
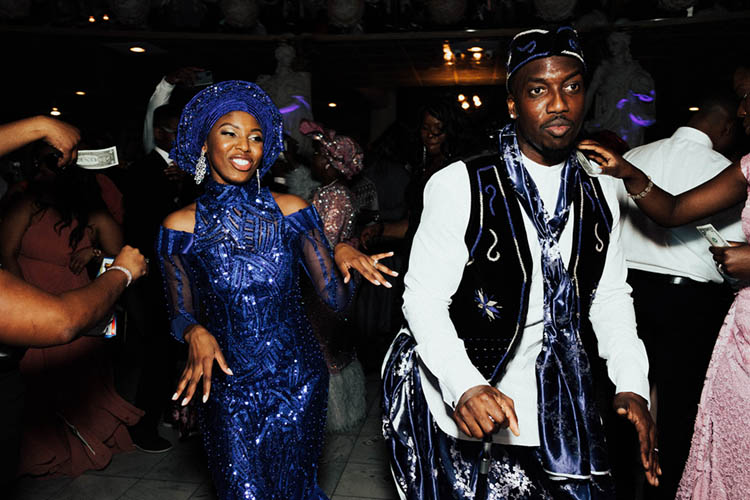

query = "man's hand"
[614,392,661,487]
[711,242,750,281]
[453,385,520,439]
[165,66,205,86]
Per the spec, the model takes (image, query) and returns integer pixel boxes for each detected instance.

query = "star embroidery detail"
[475,289,502,321]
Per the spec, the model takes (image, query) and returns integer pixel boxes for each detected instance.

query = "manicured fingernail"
[384,281,392,288]
[171,392,179,401]
[373,280,381,286]
[202,394,208,403]
[392,271,400,276]
[227,368,234,375]
[181,398,189,406]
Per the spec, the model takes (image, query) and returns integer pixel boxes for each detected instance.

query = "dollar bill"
[696,223,730,247]
[576,150,602,177]
[77,146,118,169]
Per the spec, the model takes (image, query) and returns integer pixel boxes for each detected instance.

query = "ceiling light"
[88,15,95,23]
[443,42,454,64]
[75,91,86,96]
[473,52,482,61]
[50,107,61,116]
[129,46,146,53]
[457,94,465,102]
[461,101,470,110]
[468,46,483,52]
[102,14,110,21]
[689,106,699,112]
[328,102,337,108]
[473,95,482,107]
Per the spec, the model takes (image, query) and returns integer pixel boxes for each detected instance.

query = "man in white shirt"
[619,94,741,500]
[382,26,658,499]
[122,102,197,454]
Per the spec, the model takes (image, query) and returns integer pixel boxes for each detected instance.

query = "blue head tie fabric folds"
[506,26,586,91]
[499,123,609,480]
[172,80,284,179]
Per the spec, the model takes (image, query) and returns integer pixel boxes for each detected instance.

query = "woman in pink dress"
[578,66,750,499]
[0,161,142,477]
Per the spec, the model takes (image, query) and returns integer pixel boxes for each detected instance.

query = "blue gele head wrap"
[506,26,586,92]
[172,80,284,179]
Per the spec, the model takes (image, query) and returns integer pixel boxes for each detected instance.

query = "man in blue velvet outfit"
[382,26,660,499]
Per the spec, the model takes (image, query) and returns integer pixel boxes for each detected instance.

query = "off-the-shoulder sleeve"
[286,205,354,313]
[156,226,199,342]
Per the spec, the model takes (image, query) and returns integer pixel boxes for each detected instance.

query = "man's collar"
[153,146,171,164]
[672,126,713,149]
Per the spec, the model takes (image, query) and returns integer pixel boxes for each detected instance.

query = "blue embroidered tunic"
[157,179,350,499]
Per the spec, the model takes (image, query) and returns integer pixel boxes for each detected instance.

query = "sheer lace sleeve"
[287,205,354,313]
[156,226,200,342]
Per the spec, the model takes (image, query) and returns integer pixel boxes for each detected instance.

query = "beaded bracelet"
[106,265,132,287]
[627,176,654,200]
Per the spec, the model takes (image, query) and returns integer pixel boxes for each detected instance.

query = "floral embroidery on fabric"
[475,289,502,321]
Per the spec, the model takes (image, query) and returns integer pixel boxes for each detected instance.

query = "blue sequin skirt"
[198,352,330,499]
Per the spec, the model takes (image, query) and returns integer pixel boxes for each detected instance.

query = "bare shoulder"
[88,208,117,226]
[272,192,310,216]
[162,203,197,233]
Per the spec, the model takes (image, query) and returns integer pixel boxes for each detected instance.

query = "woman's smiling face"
[204,111,264,185]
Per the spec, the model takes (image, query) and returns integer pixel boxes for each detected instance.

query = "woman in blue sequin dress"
[156,81,394,499]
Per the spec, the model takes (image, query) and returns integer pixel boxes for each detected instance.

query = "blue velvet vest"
[448,153,613,385]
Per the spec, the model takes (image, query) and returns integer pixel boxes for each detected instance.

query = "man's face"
[733,67,750,136]
[155,116,179,151]
[507,56,585,165]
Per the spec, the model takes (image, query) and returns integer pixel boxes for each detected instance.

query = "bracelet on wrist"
[627,175,654,200]
[106,265,132,287]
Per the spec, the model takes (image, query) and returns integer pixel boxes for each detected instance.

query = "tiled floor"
[8,375,399,500]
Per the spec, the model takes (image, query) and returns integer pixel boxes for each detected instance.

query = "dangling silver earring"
[194,151,207,184]
[256,170,261,191]
[422,145,427,167]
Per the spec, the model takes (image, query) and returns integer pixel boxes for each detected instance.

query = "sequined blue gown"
[157,179,350,499]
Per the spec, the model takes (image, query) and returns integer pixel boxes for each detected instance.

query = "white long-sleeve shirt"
[143,77,175,154]
[620,126,745,283]
[402,156,650,446]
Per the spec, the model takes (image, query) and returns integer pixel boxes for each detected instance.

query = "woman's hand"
[711,242,750,281]
[172,325,233,406]
[111,245,148,282]
[334,243,398,287]
[577,139,639,180]
[69,247,96,275]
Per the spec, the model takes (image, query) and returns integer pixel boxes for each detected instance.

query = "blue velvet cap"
[506,26,586,91]
[172,80,284,179]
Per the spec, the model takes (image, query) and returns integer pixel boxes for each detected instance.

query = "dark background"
[2,0,749,161]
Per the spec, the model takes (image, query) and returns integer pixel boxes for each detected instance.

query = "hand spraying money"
[76,146,119,169]
[696,224,730,247]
